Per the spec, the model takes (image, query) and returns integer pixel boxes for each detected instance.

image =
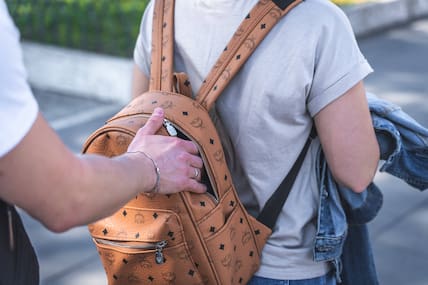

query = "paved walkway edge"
[23,43,133,104]
[22,0,428,104]
[344,0,428,36]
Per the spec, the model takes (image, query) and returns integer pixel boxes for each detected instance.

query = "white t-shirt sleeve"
[133,1,155,77]
[306,2,373,117]
[0,1,38,157]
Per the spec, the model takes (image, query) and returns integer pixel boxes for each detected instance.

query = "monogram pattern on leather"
[161,35,169,48]
[243,37,256,49]
[258,0,271,6]
[269,7,282,19]
[221,67,232,81]
[197,0,299,110]
[161,68,170,82]
[160,100,174,109]
[115,134,128,147]
[82,0,302,284]
[85,91,271,284]
[213,149,225,163]
[189,117,205,129]
[104,252,115,266]
[134,212,144,224]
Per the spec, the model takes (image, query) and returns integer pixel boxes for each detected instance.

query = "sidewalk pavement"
[22,0,428,105]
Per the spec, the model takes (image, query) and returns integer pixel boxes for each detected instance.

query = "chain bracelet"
[126,151,160,193]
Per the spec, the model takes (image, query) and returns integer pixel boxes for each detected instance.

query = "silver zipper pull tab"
[163,119,178,137]
[7,206,14,252]
[155,240,167,264]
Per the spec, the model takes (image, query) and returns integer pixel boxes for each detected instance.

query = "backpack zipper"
[92,114,219,202]
[163,119,178,137]
[163,118,219,202]
[94,238,167,264]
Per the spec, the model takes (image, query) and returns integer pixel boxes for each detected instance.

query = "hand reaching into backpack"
[126,107,207,195]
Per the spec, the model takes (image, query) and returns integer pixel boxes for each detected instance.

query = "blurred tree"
[6,0,369,56]
[5,0,149,57]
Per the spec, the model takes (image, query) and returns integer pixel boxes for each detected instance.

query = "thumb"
[138,108,165,136]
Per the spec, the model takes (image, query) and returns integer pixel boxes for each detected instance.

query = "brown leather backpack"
[82,0,302,284]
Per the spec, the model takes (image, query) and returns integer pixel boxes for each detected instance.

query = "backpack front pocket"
[94,237,203,284]
[89,207,204,284]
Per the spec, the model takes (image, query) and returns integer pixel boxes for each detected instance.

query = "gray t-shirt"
[134,0,372,280]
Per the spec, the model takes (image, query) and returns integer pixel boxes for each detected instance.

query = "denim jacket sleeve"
[367,92,428,190]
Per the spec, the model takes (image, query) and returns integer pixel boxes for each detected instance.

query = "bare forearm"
[0,111,205,232]
[0,114,154,232]
[321,126,379,192]
[315,81,380,193]
[52,153,155,232]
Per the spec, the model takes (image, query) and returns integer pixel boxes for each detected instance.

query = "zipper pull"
[163,119,178,137]
[7,206,14,252]
[155,240,167,264]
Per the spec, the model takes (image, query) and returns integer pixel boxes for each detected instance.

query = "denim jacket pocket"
[313,235,346,262]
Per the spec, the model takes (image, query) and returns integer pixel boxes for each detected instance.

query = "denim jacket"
[313,93,428,284]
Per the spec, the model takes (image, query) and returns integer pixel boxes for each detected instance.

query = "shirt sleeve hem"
[0,96,38,157]
[308,59,373,117]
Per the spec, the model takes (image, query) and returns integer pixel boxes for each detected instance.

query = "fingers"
[189,167,201,180]
[186,179,207,194]
[187,153,203,169]
[182,140,199,155]
[136,109,200,155]
[138,108,165,136]
[128,109,207,195]
[157,167,206,195]
[185,166,207,194]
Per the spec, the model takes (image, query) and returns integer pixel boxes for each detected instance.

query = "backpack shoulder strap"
[257,127,317,229]
[196,0,302,109]
[149,0,302,100]
[149,0,175,92]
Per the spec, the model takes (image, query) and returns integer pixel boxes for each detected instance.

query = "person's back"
[132,0,380,283]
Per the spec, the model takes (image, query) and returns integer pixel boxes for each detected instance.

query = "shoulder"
[0,1,19,37]
[271,0,359,61]
[294,0,351,25]
[0,2,38,157]
[282,0,355,39]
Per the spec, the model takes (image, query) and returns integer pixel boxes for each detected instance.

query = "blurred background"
[5,0,369,58]
[6,0,149,57]
[4,0,428,284]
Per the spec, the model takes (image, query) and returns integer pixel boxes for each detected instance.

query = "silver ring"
[193,168,200,179]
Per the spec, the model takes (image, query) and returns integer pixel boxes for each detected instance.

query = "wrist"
[126,151,160,194]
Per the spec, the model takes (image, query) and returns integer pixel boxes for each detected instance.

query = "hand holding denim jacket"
[367,92,428,190]
[313,93,428,284]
